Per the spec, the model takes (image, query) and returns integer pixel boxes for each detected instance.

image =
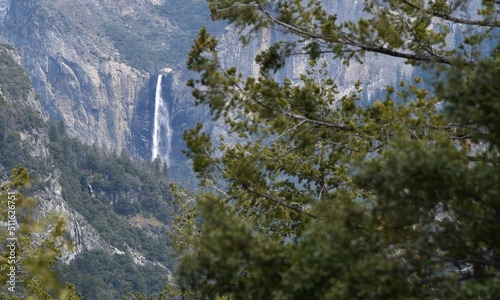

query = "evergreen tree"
[171,1,500,299]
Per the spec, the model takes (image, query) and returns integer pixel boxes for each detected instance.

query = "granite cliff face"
[0,0,492,165]
[0,44,174,284]
[0,0,181,157]
[212,1,414,102]
[0,44,116,261]
[0,0,409,166]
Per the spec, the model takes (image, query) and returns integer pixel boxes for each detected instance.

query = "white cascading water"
[151,74,173,167]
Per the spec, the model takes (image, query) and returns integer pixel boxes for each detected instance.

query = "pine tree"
[171,1,500,298]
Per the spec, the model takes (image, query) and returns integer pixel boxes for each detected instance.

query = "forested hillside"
[0,0,228,157]
[0,43,172,299]
[49,126,174,298]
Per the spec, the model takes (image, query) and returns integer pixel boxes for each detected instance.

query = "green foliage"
[55,250,168,299]
[154,0,225,33]
[171,1,500,299]
[0,167,80,299]
[104,0,225,72]
[207,0,498,65]
[47,123,175,266]
[0,45,32,100]
[103,23,178,73]
[0,47,49,182]
[45,123,177,298]
[0,44,174,299]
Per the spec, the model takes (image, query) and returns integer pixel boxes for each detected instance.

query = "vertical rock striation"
[0,0,179,157]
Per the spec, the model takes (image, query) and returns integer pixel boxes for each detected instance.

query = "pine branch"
[241,184,318,219]
[255,1,452,64]
[400,0,500,27]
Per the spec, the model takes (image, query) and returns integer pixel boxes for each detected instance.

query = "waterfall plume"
[151,74,173,167]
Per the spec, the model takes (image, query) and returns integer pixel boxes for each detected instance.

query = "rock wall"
[0,0,494,165]
[0,0,180,157]
[0,44,171,271]
[0,43,112,263]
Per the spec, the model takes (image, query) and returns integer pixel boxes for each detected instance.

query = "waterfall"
[151,74,173,167]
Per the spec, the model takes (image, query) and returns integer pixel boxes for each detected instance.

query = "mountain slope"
[0,42,173,298]
[0,0,223,158]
